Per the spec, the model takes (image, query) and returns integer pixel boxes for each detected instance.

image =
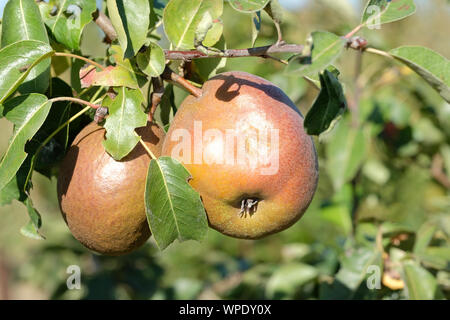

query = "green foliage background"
[0,0,449,299]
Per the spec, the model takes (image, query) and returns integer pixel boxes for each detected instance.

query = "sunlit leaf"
[362,0,416,26]
[39,0,97,51]
[107,0,150,58]
[229,0,270,13]
[145,156,208,250]
[0,94,52,191]
[1,0,51,94]
[137,42,166,77]
[0,40,54,104]
[389,46,450,102]
[80,45,146,89]
[163,0,223,49]
[102,87,147,160]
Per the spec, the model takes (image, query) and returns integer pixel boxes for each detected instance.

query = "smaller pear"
[57,122,165,255]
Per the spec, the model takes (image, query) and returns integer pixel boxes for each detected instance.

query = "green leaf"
[403,261,443,300]
[137,42,166,77]
[286,31,345,76]
[163,0,223,49]
[1,0,51,94]
[0,94,52,191]
[145,156,208,250]
[321,247,382,299]
[320,205,352,237]
[28,78,80,178]
[264,0,283,23]
[325,117,367,191]
[413,222,437,255]
[39,0,97,51]
[152,0,169,18]
[107,0,150,58]
[417,247,450,270]
[0,159,30,205]
[362,0,416,26]
[389,46,450,103]
[153,84,177,128]
[337,247,382,289]
[229,0,270,13]
[20,198,45,240]
[266,263,318,299]
[304,69,347,136]
[251,11,261,47]
[70,58,86,93]
[80,45,146,89]
[102,87,147,160]
[0,40,54,104]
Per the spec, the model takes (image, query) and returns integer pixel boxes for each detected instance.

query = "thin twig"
[161,67,203,97]
[54,52,105,71]
[149,77,165,122]
[164,43,304,60]
[49,97,101,109]
[431,154,450,189]
[350,50,363,126]
[92,9,118,43]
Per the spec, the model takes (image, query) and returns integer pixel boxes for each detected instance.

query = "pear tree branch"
[164,42,304,60]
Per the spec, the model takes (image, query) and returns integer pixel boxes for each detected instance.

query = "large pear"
[162,71,318,239]
[57,122,165,255]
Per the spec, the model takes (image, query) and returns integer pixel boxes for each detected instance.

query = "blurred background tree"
[0,0,449,300]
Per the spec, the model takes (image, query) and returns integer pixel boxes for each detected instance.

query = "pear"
[57,122,165,255]
[162,71,318,239]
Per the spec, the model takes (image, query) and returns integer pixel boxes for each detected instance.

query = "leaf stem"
[54,52,105,70]
[344,24,364,39]
[49,97,101,109]
[23,106,91,192]
[138,137,157,160]
[365,47,393,59]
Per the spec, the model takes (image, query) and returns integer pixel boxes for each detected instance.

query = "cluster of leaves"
[0,0,449,300]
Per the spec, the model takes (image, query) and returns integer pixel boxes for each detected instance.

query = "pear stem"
[162,67,203,98]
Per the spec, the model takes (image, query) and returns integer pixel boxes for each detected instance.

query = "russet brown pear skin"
[57,121,165,255]
[162,71,319,239]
